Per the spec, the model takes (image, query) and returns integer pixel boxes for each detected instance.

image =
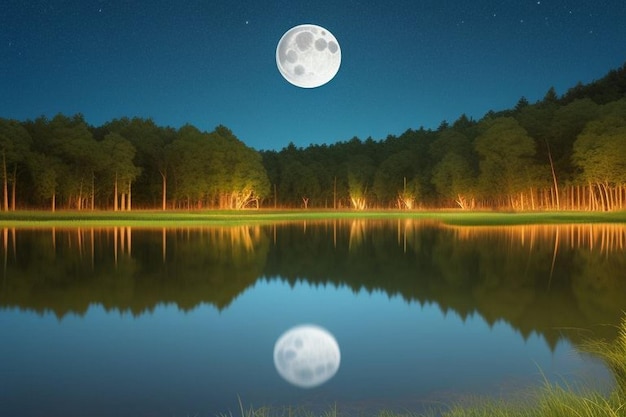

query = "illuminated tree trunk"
[128,182,132,211]
[91,173,95,211]
[2,153,7,212]
[546,140,560,210]
[10,165,16,211]
[333,177,337,210]
[78,181,84,210]
[161,172,167,210]
[113,173,118,211]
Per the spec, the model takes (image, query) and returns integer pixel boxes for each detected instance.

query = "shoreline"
[0,209,625,228]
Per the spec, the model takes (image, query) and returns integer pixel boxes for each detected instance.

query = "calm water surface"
[1,220,625,416]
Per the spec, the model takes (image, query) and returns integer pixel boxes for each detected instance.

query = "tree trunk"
[114,173,118,211]
[11,164,16,211]
[2,153,7,212]
[160,171,167,210]
[333,177,337,210]
[78,181,84,210]
[91,173,95,211]
[128,182,132,211]
[546,140,560,210]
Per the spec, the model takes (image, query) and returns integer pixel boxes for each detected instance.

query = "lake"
[1,220,625,416]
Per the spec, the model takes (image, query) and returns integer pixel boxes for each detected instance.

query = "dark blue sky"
[2,1,625,150]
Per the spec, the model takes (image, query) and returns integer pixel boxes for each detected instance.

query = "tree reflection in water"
[1,221,625,348]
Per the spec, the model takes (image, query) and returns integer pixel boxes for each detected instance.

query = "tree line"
[1,63,625,211]
[263,63,626,211]
[0,116,269,211]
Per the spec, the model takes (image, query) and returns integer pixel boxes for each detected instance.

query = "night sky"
[2,1,625,151]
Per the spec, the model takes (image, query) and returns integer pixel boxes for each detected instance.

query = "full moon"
[273,324,341,388]
[276,24,341,88]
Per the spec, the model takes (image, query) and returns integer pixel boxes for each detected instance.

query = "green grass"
[440,384,624,417]
[222,316,626,417]
[0,209,625,227]
[224,384,624,417]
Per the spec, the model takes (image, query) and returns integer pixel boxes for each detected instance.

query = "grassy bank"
[0,209,625,227]
[227,317,626,417]
[226,384,624,417]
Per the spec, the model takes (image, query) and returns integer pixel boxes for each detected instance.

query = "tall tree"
[373,151,419,208]
[572,99,626,211]
[168,125,211,208]
[100,133,141,211]
[428,129,477,208]
[27,152,61,211]
[431,152,476,209]
[105,117,174,210]
[0,119,32,211]
[541,86,559,106]
[213,126,269,209]
[474,117,536,208]
[46,114,101,209]
[347,154,375,210]
[279,160,320,208]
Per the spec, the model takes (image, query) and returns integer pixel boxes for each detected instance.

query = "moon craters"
[286,50,298,63]
[296,32,314,50]
[276,24,341,88]
[315,38,327,51]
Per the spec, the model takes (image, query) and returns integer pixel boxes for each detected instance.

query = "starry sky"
[2,1,626,151]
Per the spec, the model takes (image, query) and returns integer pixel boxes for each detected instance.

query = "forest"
[1,63,625,211]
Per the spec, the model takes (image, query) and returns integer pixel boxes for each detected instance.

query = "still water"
[1,220,625,416]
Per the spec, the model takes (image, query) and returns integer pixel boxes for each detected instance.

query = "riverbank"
[0,209,625,227]
[228,379,622,417]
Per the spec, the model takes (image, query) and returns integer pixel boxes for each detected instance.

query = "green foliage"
[257,63,625,210]
[167,124,269,209]
[103,117,175,209]
[373,151,419,206]
[280,160,320,207]
[429,130,477,206]
[431,153,475,206]
[582,315,626,397]
[562,63,626,105]
[27,152,60,209]
[0,118,33,210]
[347,154,375,209]
[2,62,626,210]
[0,118,32,166]
[573,99,626,185]
[474,117,536,200]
